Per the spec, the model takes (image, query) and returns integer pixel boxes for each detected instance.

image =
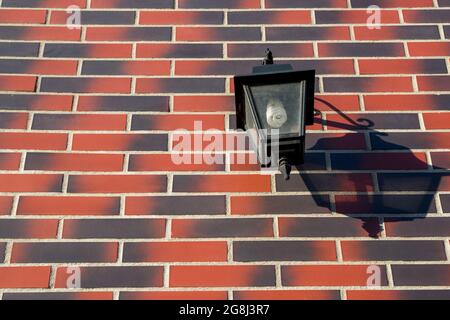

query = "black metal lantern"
[234,49,315,180]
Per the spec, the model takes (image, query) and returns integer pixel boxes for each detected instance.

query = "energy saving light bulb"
[266,99,287,129]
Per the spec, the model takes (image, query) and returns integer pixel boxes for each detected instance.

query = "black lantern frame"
[234,64,315,176]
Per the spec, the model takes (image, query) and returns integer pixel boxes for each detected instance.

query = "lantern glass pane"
[248,81,306,136]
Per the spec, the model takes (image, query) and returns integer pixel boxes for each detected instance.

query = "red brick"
[0,267,50,289]
[282,265,388,286]
[68,175,166,193]
[364,94,449,111]
[32,114,126,131]
[0,132,67,150]
[417,76,450,91]
[170,265,275,287]
[0,197,13,215]
[120,291,227,300]
[0,75,36,92]
[408,42,450,57]
[234,290,339,300]
[0,113,27,129]
[132,114,225,131]
[423,113,450,129]
[174,95,235,112]
[25,153,124,172]
[0,174,62,192]
[0,9,47,24]
[129,154,224,172]
[358,59,446,75]
[173,174,271,193]
[17,196,120,216]
[0,153,21,170]
[123,241,227,262]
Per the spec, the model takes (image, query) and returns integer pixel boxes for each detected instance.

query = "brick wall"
[0,0,449,300]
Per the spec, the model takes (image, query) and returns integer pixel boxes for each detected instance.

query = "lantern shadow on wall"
[287,97,447,238]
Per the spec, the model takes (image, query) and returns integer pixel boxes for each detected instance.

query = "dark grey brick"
[40,77,129,93]
[76,11,135,25]
[405,9,450,23]
[392,265,450,286]
[326,113,421,130]
[378,173,446,192]
[352,0,433,7]
[266,0,347,8]
[2,0,173,8]
[276,173,373,192]
[228,43,313,58]
[58,266,163,288]
[172,218,274,238]
[366,26,440,40]
[0,243,5,262]
[126,195,226,215]
[0,219,58,239]
[12,242,118,263]
[371,132,450,150]
[77,95,169,112]
[439,0,450,7]
[179,0,258,8]
[0,42,40,57]
[267,27,349,41]
[96,27,171,41]
[2,292,110,300]
[279,217,381,238]
[43,43,123,58]
[138,44,223,58]
[63,219,166,239]
[234,241,336,262]
[137,78,225,93]
[439,194,450,213]
[81,60,161,76]
[343,240,447,261]
[233,195,331,214]
[320,43,405,57]
[336,194,437,214]
[385,217,450,237]
[445,25,450,39]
